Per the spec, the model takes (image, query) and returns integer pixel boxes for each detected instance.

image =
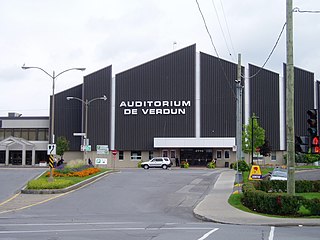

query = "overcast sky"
[0,0,319,116]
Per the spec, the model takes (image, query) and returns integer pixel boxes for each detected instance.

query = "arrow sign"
[47,144,56,155]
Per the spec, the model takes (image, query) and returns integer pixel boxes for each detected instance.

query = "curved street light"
[66,95,107,140]
[21,65,86,144]
[22,65,85,182]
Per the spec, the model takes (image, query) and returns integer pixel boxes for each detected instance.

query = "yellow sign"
[249,165,262,180]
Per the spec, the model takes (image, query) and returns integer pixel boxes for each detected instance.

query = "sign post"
[111,150,117,170]
[47,144,56,182]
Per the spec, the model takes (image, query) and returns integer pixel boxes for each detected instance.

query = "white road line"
[198,228,219,240]
[0,226,217,235]
[269,226,275,240]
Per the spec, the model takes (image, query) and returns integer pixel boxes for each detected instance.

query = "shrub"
[304,198,320,215]
[233,160,250,172]
[180,161,189,168]
[242,182,303,215]
[207,161,215,169]
[137,160,143,168]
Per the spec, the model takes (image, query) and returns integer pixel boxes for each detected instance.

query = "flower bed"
[46,167,100,178]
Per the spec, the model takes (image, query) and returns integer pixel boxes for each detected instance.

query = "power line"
[195,0,237,99]
[218,0,237,59]
[211,0,234,60]
[195,0,220,58]
[246,22,287,79]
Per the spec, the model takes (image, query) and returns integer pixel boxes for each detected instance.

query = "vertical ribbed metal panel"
[200,53,237,137]
[84,66,112,151]
[54,84,83,150]
[115,45,196,150]
[284,65,314,137]
[249,64,280,150]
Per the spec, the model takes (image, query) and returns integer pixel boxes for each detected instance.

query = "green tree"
[242,114,265,156]
[56,136,69,158]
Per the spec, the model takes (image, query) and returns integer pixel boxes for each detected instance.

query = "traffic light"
[307,109,318,137]
[311,136,320,154]
[295,136,309,153]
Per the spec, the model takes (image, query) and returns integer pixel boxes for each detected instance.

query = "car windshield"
[272,171,287,177]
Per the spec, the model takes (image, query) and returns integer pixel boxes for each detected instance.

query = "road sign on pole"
[111,150,117,155]
[47,144,56,155]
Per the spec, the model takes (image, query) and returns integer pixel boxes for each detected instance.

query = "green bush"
[27,178,74,189]
[180,161,189,168]
[137,160,143,168]
[255,180,320,193]
[207,161,216,169]
[304,198,320,215]
[233,160,250,172]
[242,182,303,215]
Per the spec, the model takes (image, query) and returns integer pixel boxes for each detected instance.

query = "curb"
[21,170,118,194]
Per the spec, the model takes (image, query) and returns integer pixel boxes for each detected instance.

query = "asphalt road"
[0,168,319,240]
[0,168,45,202]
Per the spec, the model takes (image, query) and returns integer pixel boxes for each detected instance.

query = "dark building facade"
[48,44,318,168]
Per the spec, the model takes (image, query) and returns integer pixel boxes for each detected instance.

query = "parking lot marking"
[0,193,20,207]
[197,228,219,240]
[269,226,275,240]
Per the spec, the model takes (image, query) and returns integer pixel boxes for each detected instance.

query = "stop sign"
[111,150,117,155]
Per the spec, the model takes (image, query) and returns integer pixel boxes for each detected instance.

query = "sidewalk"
[193,169,320,226]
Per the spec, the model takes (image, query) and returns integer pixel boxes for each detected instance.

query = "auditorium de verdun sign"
[119,100,192,115]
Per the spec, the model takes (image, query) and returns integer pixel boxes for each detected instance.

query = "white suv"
[141,157,172,170]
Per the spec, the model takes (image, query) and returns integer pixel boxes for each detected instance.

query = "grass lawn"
[27,168,110,190]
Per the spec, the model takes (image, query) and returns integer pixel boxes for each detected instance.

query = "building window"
[4,129,13,138]
[119,151,124,160]
[271,152,277,161]
[149,151,153,160]
[225,150,230,159]
[13,129,21,138]
[217,150,222,159]
[162,150,168,157]
[37,129,48,141]
[0,129,4,140]
[21,129,28,139]
[131,151,141,160]
[28,129,36,141]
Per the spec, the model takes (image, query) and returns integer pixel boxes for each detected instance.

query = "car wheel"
[143,165,149,169]
[162,165,168,170]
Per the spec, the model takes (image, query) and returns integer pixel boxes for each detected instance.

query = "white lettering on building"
[120,100,191,115]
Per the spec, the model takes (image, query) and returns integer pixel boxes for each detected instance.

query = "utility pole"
[236,53,242,162]
[235,53,243,183]
[286,0,295,195]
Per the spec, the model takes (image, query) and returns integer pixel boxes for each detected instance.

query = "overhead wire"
[196,1,316,89]
[195,0,237,99]
[245,22,287,79]
[247,7,320,79]
[211,0,234,61]
[218,0,237,60]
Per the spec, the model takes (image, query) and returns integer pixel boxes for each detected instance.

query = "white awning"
[154,137,235,148]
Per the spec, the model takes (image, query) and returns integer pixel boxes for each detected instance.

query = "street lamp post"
[22,65,85,181]
[66,95,107,160]
[251,116,260,165]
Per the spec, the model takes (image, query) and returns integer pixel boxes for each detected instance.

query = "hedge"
[242,181,320,216]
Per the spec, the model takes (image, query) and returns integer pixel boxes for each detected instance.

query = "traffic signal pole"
[286,0,295,195]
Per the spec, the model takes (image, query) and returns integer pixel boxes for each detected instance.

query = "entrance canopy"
[0,136,35,165]
[154,137,235,148]
[0,136,34,148]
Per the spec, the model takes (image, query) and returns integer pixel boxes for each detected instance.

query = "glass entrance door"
[180,149,212,166]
